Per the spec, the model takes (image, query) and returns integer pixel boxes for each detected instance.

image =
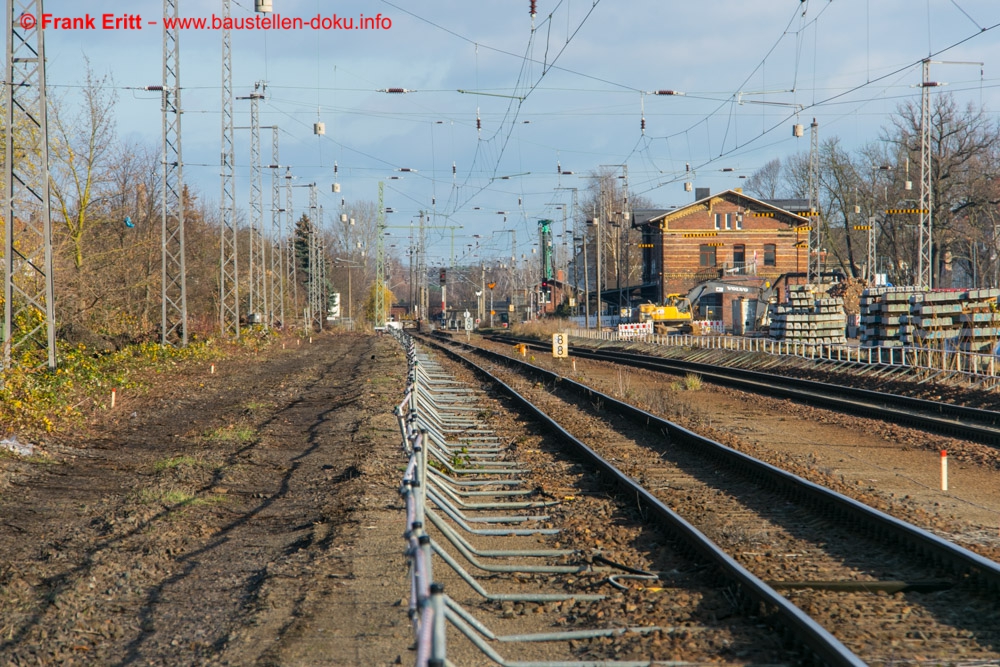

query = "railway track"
[487,333,1000,447]
[417,332,1000,665]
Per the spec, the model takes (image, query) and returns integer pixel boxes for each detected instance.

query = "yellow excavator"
[638,293,693,326]
[638,278,780,332]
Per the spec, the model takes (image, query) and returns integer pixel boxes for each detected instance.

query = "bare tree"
[885,94,1000,286]
[49,62,117,271]
[744,158,785,200]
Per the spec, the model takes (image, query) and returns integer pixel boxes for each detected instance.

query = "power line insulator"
[640,117,646,132]
[476,116,482,130]
[529,0,537,17]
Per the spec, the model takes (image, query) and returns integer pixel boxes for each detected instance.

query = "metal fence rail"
[571,328,1000,388]
[389,327,674,667]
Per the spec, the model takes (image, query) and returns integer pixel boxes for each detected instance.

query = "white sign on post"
[552,332,568,358]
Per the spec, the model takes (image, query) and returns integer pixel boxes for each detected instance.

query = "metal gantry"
[219,0,239,338]
[3,0,56,372]
[161,0,188,347]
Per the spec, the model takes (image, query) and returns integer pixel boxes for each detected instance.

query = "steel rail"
[435,333,1000,590]
[491,334,1000,446]
[418,334,866,667]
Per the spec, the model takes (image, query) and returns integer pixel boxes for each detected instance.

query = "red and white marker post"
[940,450,948,491]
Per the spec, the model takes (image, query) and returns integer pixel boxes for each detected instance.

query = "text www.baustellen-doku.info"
[19,12,392,31]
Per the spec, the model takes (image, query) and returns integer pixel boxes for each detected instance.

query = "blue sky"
[29,0,1000,264]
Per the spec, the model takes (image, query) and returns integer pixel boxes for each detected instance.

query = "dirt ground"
[0,332,411,666]
[4,329,1000,666]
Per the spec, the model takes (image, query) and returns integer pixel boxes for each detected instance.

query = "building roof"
[761,198,811,213]
[634,189,810,228]
[631,209,674,227]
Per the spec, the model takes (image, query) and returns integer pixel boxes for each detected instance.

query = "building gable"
[649,190,809,231]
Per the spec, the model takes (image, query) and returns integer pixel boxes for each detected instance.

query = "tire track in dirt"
[0,333,410,666]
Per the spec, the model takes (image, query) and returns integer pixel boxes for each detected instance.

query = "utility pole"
[4,0,56,373]
[408,231,415,318]
[510,229,516,322]
[375,182,387,328]
[161,0,187,346]
[419,211,428,321]
[807,118,821,284]
[479,263,485,324]
[867,217,877,283]
[556,186,579,313]
[622,164,631,313]
[582,232,590,327]
[595,201,603,330]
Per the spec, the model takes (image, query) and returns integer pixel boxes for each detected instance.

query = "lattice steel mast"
[269,126,283,327]
[307,184,322,330]
[918,60,934,290]
[807,118,821,284]
[161,0,188,346]
[3,0,55,372]
[219,0,239,337]
[239,83,266,326]
[285,169,298,326]
[317,205,327,327]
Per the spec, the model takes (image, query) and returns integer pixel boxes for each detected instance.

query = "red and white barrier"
[692,320,725,334]
[617,321,653,339]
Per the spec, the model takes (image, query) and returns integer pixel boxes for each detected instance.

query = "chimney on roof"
[695,187,710,201]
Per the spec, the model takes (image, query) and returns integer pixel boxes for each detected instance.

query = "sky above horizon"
[23,0,1000,265]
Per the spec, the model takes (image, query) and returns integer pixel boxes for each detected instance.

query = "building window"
[714,213,721,230]
[763,243,776,267]
[699,244,717,267]
[733,244,745,265]
[699,293,723,321]
[735,213,743,230]
[724,213,731,230]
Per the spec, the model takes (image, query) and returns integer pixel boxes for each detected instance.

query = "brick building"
[635,189,812,324]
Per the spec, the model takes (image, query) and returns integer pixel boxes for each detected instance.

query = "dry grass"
[512,319,573,340]
[683,373,703,391]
